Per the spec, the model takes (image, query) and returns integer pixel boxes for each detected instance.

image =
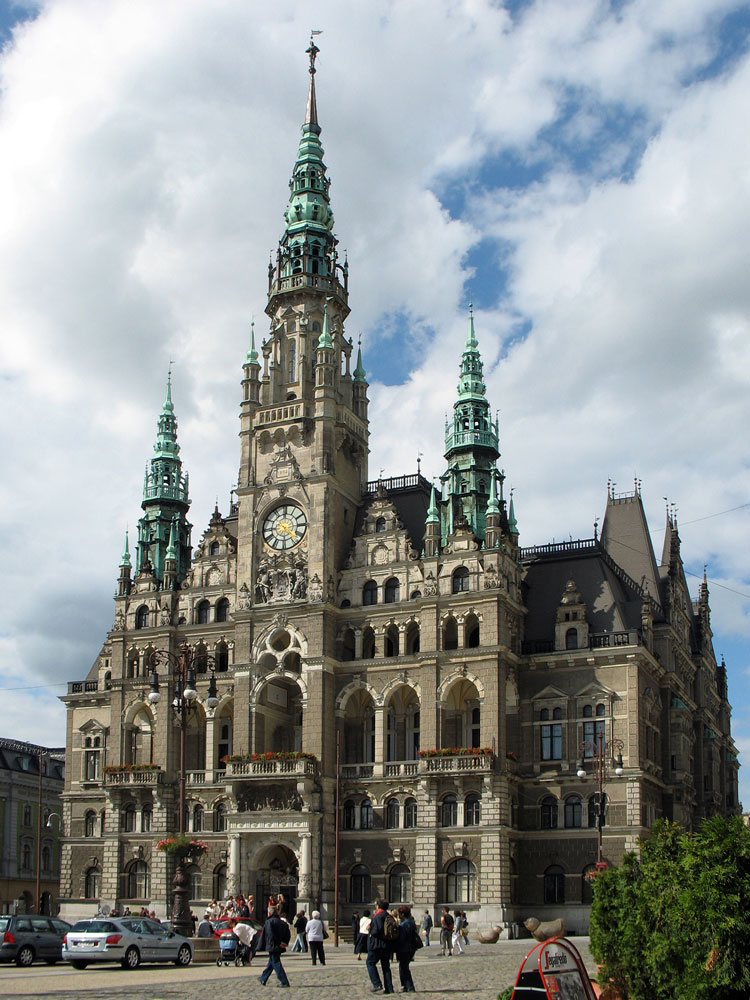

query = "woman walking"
[356,908,371,960]
[305,910,326,966]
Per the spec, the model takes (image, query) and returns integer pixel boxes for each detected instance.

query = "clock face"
[262,504,308,550]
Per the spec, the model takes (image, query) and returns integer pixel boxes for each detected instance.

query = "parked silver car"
[61,916,193,969]
[0,914,71,966]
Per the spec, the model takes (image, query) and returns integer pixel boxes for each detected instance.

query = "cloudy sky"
[2,0,750,803]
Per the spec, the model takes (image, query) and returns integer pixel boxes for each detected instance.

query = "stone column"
[228,833,241,897]
[297,832,313,909]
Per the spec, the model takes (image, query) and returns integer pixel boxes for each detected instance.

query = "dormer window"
[209,541,220,557]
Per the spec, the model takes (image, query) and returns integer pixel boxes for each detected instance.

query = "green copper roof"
[318,298,333,349]
[353,338,366,381]
[120,529,131,568]
[508,492,518,534]
[425,484,440,524]
[445,306,499,456]
[486,472,500,515]
[246,319,259,365]
[143,374,190,506]
[165,517,178,561]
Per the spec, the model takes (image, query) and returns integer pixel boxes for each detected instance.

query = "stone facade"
[59,45,739,933]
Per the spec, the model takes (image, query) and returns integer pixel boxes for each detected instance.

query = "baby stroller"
[217,929,250,967]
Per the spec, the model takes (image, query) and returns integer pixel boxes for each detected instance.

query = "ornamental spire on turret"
[120,529,131,568]
[246,318,259,364]
[305,33,321,131]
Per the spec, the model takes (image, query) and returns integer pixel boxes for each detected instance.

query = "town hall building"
[59,42,739,933]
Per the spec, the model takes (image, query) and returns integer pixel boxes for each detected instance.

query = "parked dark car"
[0,914,72,966]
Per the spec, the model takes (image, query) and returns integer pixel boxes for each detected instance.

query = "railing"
[341,764,374,779]
[186,770,227,786]
[521,538,598,558]
[522,630,641,655]
[255,401,306,426]
[365,473,432,495]
[103,769,164,787]
[225,758,317,778]
[68,680,99,694]
[444,429,499,451]
[269,273,347,301]
[421,753,495,773]
[384,761,419,778]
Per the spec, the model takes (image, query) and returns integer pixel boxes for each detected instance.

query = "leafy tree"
[589,816,750,1000]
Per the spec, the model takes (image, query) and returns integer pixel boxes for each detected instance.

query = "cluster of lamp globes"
[576,753,624,779]
[147,663,220,712]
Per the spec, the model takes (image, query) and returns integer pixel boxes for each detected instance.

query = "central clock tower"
[235,38,369,617]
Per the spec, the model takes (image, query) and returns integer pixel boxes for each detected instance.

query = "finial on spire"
[246,317,259,364]
[318,297,334,348]
[305,32,323,128]
[121,529,131,568]
[353,334,366,381]
[163,365,174,412]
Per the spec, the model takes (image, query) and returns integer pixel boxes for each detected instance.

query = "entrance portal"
[254,844,299,919]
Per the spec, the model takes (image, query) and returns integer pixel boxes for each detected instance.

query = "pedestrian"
[257,904,291,988]
[238,896,250,918]
[306,909,327,966]
[460,911,470,947]
[247,894,256,920]
[421,910,433,947]
[277,892,288,918]
[395,905,419,993]
[451,910,465,955]
[235,919,258,965]
[357,908,372,960]
[366,898,394,994]
[292,910,308,952]
[439,907,453,956]
[197,912,213,938]
[352,911,360,953]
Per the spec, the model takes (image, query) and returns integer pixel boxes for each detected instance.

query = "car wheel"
[15,945,34,967]
[122,945,141,970]
[175,943,192,967]
[71,960,88,970]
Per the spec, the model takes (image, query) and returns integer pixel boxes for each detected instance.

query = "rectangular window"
[541,724,562,761]
[583,721,605,756]
[85,751,100,781]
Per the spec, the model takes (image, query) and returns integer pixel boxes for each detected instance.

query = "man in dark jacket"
[257,904,291,987]
[366,899,394,993]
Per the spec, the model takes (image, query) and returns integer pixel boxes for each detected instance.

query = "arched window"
[386,798,400,829]
[84,811,96,837]
[215,598,230,623]
[214,863,227,900]
[127,860,150,899]
[384,624,399,657]
[565,627,578,650]
[196,600,211,625]
[596,702,606,717]
[135,605,150,629]
[565,795,582,828]
[404,797,417,828]
[214,802,227,832]
[544,865,565,904]
[582,704,593,718]
[363,580,378,606]
[441,794,458,827]
[446,858,477,903]
[195,643,208,674]
[360,799,373,830]
[209,541,220,557]
[141,805,152,833]
[350,864,371,904]
[186,864,202,900]
[443,616,458,651]
[362,627,376,659]
[343,799,356,830]
[193,804,203,832]
[375,517,386,532]
[452,567,470,593]
[215,641,229,672]
[384,577,400,603]
[123,804,136,833]
[465,614,480,648]
[41,844,52,872]
[405,622,420,655]
[541,796,558,829]
[126,649,140,678]
[21,842,32,870]
[389,864,411,903]
[464,793,480,826]
[84,867,101,899]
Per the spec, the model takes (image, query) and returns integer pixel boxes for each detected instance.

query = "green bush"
[589,816,750,1000]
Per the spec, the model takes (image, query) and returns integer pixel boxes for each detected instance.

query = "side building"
[0,739,65,915]
[59,44,739,933]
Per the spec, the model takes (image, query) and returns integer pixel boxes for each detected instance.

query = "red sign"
[511,936,597,1000]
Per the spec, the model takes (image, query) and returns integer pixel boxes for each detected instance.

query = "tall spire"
[246,318,258,364]
[120,529,131,568]
[305,33,321,131]
[353,337,366,381]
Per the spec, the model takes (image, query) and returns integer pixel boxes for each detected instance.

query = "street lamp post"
[148,643,219,936]
[577,733,624,869]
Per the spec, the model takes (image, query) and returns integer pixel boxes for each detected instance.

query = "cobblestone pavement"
[0,937,597,1000]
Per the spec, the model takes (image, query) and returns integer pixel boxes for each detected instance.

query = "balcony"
[103,768,164,787]
[68,680,100,695]
[341,753,496,782]
[186,769,228,786]
[420,751,495,774]
[225,757,318,779]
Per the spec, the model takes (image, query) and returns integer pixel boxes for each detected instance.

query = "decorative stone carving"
[483,564,498,590]
[308,573,323,602]
[113,611,125,631]
[238,582,252,610]
[159,605,172,626]
[255,558,308,604]
[237,787,304,812]
[424,571,438,597]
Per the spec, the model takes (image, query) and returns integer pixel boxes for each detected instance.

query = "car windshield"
[70,920,119,933]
